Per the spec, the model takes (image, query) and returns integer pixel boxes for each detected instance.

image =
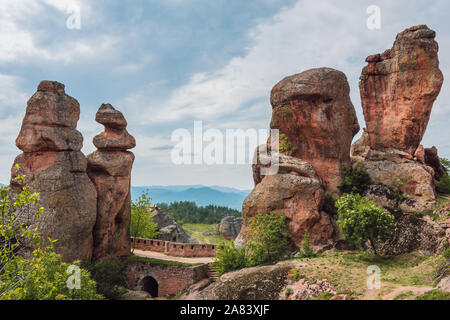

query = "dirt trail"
[364,283,434,300]
[133,249,215,264]
[382,285,433,300]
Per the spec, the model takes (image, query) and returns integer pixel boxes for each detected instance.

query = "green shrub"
[437,174,450,195]
[214,212,289,275]
[81,255,126,300]
[415,289,450,300]
[285,288,293,298]
[437,158,450,195]
[336,193,395,255]
[318,292,334,300]
[279,133,297,156]
[338,169,373,195]
[245,211,289,266]
[1,250,102,300]
[288,268,305,281]
[213,242,247,276]
[442,247,450,260]
[297,229,316,258]
[1,170,101,300]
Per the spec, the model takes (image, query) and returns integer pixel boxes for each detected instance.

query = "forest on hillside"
[157,201,241,224]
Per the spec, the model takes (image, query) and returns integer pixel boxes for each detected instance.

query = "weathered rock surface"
[281,277,347,300]
[219,216,242,240]
[150,205,194,243]
[183,260,302,300]
[235,151,335,249]
[87,104,135,261]
[359,25,443,155]
[373,214,449,256]
[352,145,437,212]
[10,81,97,262]
[269,68,359,192]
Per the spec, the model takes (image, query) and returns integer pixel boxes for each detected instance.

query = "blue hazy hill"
[131,185,250,211]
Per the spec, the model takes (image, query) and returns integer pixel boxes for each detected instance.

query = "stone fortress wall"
[130,237,217,257]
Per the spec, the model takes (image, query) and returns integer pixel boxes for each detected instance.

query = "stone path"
[133,249,215,264]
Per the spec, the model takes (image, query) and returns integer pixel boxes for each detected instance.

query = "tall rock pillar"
[10,81,97,262]
[87,104,136,261]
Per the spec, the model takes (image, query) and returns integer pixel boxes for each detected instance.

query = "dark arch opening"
[142,276,158,297]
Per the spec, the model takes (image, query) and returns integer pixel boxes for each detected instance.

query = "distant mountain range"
[0,182,250,211]
[131,185,251,211]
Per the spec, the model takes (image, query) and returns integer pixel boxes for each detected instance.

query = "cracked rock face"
[87,104,135,261]
[11,81,97,262]
[235,150,335,249]
[359,25,443,156]
[269,68,359,192]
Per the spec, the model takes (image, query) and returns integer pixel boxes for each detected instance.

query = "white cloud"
[137,0,385,125]
[0,74,27,114]
[0,0,119,65]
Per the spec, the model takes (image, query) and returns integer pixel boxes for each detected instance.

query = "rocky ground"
[181,249,449,300]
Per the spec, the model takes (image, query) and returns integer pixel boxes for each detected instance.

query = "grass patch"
[393,291,415,300]
[183,224,232,245]
[415,289,450,300]
[288,250,441,299]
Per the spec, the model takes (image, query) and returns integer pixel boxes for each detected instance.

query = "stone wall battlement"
[130,237,216,257]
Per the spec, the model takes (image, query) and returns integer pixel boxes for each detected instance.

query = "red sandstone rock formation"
[235,149,335,249]
[353,25,445,213]
[87,104,136,261]
[269,68,359,193]
[424,146,445,181]
[10,81,97,262]
[359,25,443,156]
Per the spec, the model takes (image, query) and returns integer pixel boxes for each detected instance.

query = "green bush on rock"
[214,211,289,276]
[336,193,395,255]
[338,169,373,195]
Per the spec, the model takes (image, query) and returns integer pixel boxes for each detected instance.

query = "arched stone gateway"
[125,261,209,297]
[142,276,159,297]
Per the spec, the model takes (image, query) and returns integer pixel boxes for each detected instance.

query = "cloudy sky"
[0,0,449,189]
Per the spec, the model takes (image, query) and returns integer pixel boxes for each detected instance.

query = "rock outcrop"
[269,68,360,192]
[10,81,97,262]
[218,216,242,240]
[352,143,437,212]
[182,260,302,300]
[87,104,136,261]
[235,149,335,249]
[149,204,194,243]
[359,25,443,155]
[353,25,444,213]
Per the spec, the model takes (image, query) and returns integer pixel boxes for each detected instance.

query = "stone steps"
[207,264,219,281]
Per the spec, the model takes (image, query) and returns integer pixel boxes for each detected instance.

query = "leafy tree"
[0,168,101,300]
[437,158,450,195]
[81,255,126,300]
[245,211,289,266]
[130,192,160,241]
[213,242,247,276]
[338,169,373,195]
[336,193,395,255]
